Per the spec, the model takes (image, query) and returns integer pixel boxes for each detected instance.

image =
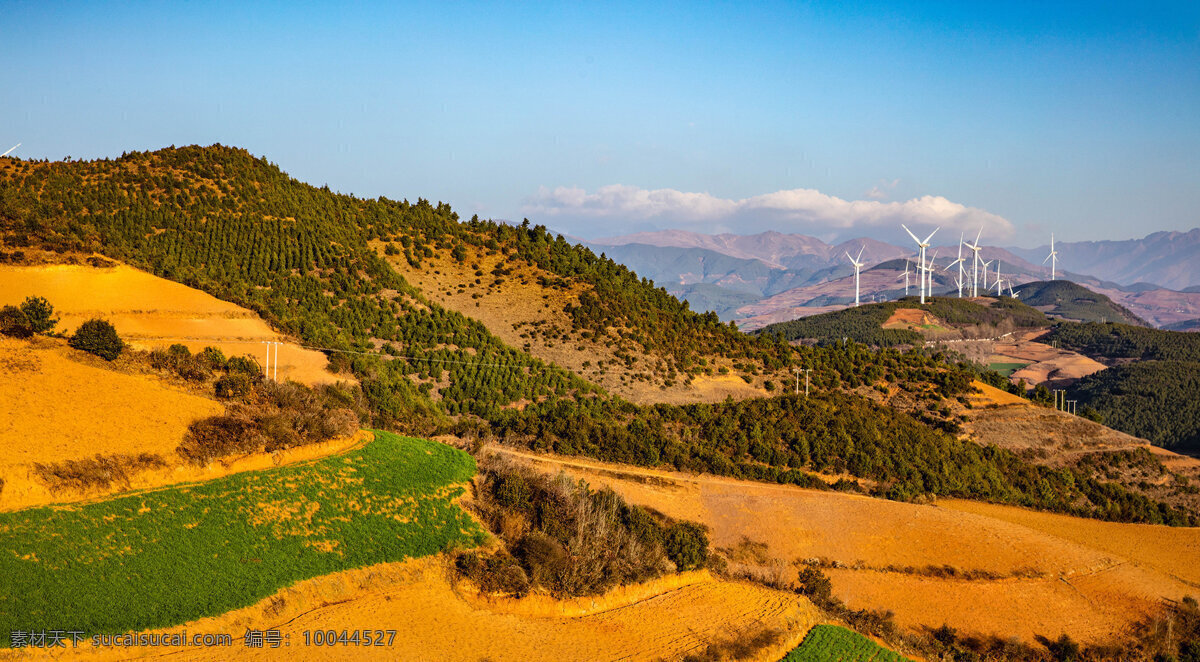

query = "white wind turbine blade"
[922,227,940,245]
[856,245,865,263]
[901,224,922,245]
[0,143,19,157]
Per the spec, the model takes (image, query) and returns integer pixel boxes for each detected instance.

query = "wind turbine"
[0,143,19,158]
[1043,233,1058,281]
[1008,281,1017,298]
[901,224,939,304]
[964,227,984,297]
[926,249,939,301]
[900,260,911,296]
[995,261,1005,296]
[945,234,966,298]
[980,260,993,292]
[845,246,865,307]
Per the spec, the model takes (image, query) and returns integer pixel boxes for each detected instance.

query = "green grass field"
[0,431,485,645]
[781,624,911,662]
[987,362,1029,378]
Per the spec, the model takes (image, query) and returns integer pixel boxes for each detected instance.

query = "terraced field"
[0,263,342,385]
[40,557,814,662]
[491,444,1200,646]
[0,432,485,643]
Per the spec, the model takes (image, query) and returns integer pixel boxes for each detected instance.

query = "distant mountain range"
[1007,229,1200,291]
[587,229,1200,330]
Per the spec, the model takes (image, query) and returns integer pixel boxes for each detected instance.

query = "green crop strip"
[0,431,485,645]
[781,624,911,661]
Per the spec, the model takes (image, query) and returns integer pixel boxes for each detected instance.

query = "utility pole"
[793,368,813,397]
[261,340,282,381]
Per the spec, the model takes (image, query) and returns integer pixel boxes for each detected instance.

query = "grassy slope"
[0,432,484,643]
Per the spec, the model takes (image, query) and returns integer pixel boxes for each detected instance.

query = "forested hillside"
[1069,361,1200,453]
[1041,322,1200,456]
[2,145,1192,525]
[0,147,602,426]
[1012,280,1148,326]
[1046,321,1200,363]
[755,297,1049,346]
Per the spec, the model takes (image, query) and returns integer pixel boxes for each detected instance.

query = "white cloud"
[522,184,1015,240]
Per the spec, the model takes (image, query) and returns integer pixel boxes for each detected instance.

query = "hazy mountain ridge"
[1008,229,1200,291]
[589,228,1200,329]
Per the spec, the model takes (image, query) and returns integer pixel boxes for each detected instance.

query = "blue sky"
[2,1,1197,245]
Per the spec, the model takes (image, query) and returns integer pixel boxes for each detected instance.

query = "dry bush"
[32,453,166,492]
[459,456,697,598]
[177,380,360,465]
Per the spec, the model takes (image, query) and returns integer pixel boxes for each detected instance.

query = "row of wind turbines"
[844,226,1061,307]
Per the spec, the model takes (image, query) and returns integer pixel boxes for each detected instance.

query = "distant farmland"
[0,432,485,643]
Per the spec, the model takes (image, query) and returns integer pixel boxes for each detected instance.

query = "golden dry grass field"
[0,263,342,386]
[0,336,223,509]
[488,444,1200,647]
[0,334,368,511]
[0,557,819,662]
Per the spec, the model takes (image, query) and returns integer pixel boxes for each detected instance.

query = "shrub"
[215,373,254,399]
[0,305,33,338]
[197,346,227,370]
[225,355,262,377]
[664,521,709,570]
[19,296,57,333]
[69,318,124,360]
[796,564,835,606]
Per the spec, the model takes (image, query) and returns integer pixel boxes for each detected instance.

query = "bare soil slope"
[376,242,769,404]
[986,329,1108,387]
[489,445,1200,646]
[0,263,342,385]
